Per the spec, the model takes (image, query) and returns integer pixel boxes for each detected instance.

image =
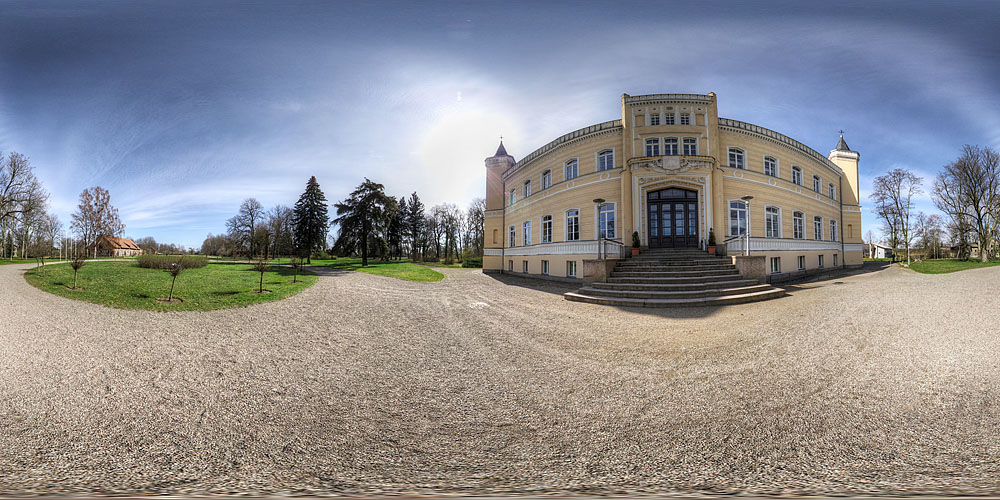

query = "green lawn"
[24,261,316,311]
[0,258,35,266]
[908,259,1000,274]
[319,257,445,282]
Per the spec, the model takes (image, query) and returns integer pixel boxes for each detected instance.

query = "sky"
[1,0,999,248]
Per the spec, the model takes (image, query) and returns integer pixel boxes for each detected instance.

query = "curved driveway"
[2,261,1000,496]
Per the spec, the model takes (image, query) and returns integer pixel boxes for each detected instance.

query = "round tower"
[828,132,860,206]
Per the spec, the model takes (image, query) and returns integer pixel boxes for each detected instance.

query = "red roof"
[96,235,141,250]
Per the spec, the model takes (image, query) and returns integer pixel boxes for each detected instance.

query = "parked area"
[2,261,1000,496]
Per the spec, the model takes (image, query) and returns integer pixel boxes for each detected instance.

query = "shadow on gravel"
[302,266,352,277]
[484,272,578,296]
[780,260,892,294]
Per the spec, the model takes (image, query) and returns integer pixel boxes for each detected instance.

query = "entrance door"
[647,188,698,248]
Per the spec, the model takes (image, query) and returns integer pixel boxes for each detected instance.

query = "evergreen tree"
[388,196,406,260]
[406,192,425,261]
[292,176,330,264]
[333,178,393,267]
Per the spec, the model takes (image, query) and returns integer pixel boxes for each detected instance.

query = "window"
[542,170,552,189]
[509,188,516,205]
[523,260,528,273]
[729,201,747,236]
[664,112,675,125]
[567,260,577,278]
[645,138,660,156]
[765,206,780,238]
[680,112,690,125]
[523,220,532,246]
[814,216,823,240]
[830,220,837,242]
[793,211,804,239]
[683,138,697,155]
[649,113,660,126]
[599,204,616,239]
[566,209,580,241]
[829,183,836,200]
[792,166,803,186]
[833,254,839,267]
[664,137,678,155]
[818,254,824,268]
[797,255,805,271]
[770,257,781,275]
[524,179,531,198]
[813,175,822,193]
[509,225,516,247]
[541,260,549,275]
[597,150,614,171]
[764,156,777,177]
[565,159,578,180]
[728,148,745,169]
[541,215,552,243]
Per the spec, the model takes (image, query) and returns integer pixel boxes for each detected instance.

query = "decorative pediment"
[629,155,714,174]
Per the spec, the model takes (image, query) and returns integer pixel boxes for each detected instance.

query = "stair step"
[608,275,746,284]
[564,287,786,308]
[616,264,736,272]
[612,269,740,278]
[619,259,730,267]
[577,284,774,299]
[591,279,760,291]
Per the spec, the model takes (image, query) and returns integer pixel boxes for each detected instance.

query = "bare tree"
[226,198,264,260]
[0,151,48,246]
[871,168,923,264]
[465,197,485,258]
[70,186,124,258]
[933,145,1000,262]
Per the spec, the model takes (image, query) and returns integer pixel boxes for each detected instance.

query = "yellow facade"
[484,93,863,280]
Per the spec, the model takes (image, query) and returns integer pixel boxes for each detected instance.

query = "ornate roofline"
[503,120,623,179]
[624,93,713,105]
[718,118,845,177]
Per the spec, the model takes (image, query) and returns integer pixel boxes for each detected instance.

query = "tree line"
[871,144,1000,263]
[211,176,486,267]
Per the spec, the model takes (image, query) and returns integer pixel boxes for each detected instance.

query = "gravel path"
[2,261,1000,496]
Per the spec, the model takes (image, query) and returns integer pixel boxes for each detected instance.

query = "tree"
[406,192,425,261]
[387,196,406,260]
[333,178,393,267]
[135,236,158,254]
[165,261,184,302]
[933,145,1000,262]
[268,205,295,258]
[292,177,330,264]
[289,257,303,283]
[252,259,268,293]
[465,198,485,257]
[70,186,124,258]
[226,198,264,260]
[69,253,87,290]
[871,168,922,264]
[0,151,47,243]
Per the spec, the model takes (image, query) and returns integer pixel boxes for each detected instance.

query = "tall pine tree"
[292,176,330,264]
[407,192,425,261]
[333,178,393,267]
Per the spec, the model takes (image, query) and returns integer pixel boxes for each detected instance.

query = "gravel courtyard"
[2,261,1000,496]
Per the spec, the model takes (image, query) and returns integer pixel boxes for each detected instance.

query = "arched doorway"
[647,188,698,248]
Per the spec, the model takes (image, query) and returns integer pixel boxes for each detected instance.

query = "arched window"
[524,179,531,197]
[728,148,745,169]
[541,215,553,243]
[509,188,516,205]
[765,206,781,238]
[523,220,532,245]
[792,166,803,186]
[645,138,660,156]
[764,156,778,177]
[813,175,822,193]
[664,137,678,155]
[542,170,552,189]
[565,159,578,180]
[793,211,804,239]
[814,216,823,240]
[509,225,516,247]
[565,209,580,241]
[830,220,838,242]
[597,150,614,171]
[829,183,836,200]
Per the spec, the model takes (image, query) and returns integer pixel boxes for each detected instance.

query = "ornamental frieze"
[628,155,714,174]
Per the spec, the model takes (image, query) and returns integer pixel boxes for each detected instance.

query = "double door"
[648,199,698,248]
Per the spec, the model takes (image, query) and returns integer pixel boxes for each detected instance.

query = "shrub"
[137,254,207,270]
[310,249,333,260]
[462,257,483,268]
[422,256,439,263]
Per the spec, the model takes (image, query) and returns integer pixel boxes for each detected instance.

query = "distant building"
[90,235,143,257]
[865,243,893,259]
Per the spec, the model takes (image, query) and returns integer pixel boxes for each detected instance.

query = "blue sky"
[2,1,998,248]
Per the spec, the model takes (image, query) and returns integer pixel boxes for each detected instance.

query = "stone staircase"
[564,248,785,307]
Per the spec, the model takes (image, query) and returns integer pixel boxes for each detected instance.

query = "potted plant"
[631,231,641,255]
[707,228,717,255]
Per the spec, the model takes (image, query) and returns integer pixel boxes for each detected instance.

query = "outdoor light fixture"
[741,196,753,256]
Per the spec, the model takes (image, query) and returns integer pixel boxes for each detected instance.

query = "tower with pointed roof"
[828,132,860,207]
[484,141,515,268]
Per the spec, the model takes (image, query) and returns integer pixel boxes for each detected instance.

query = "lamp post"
[741,195,754,256]
[594,198,606,260]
